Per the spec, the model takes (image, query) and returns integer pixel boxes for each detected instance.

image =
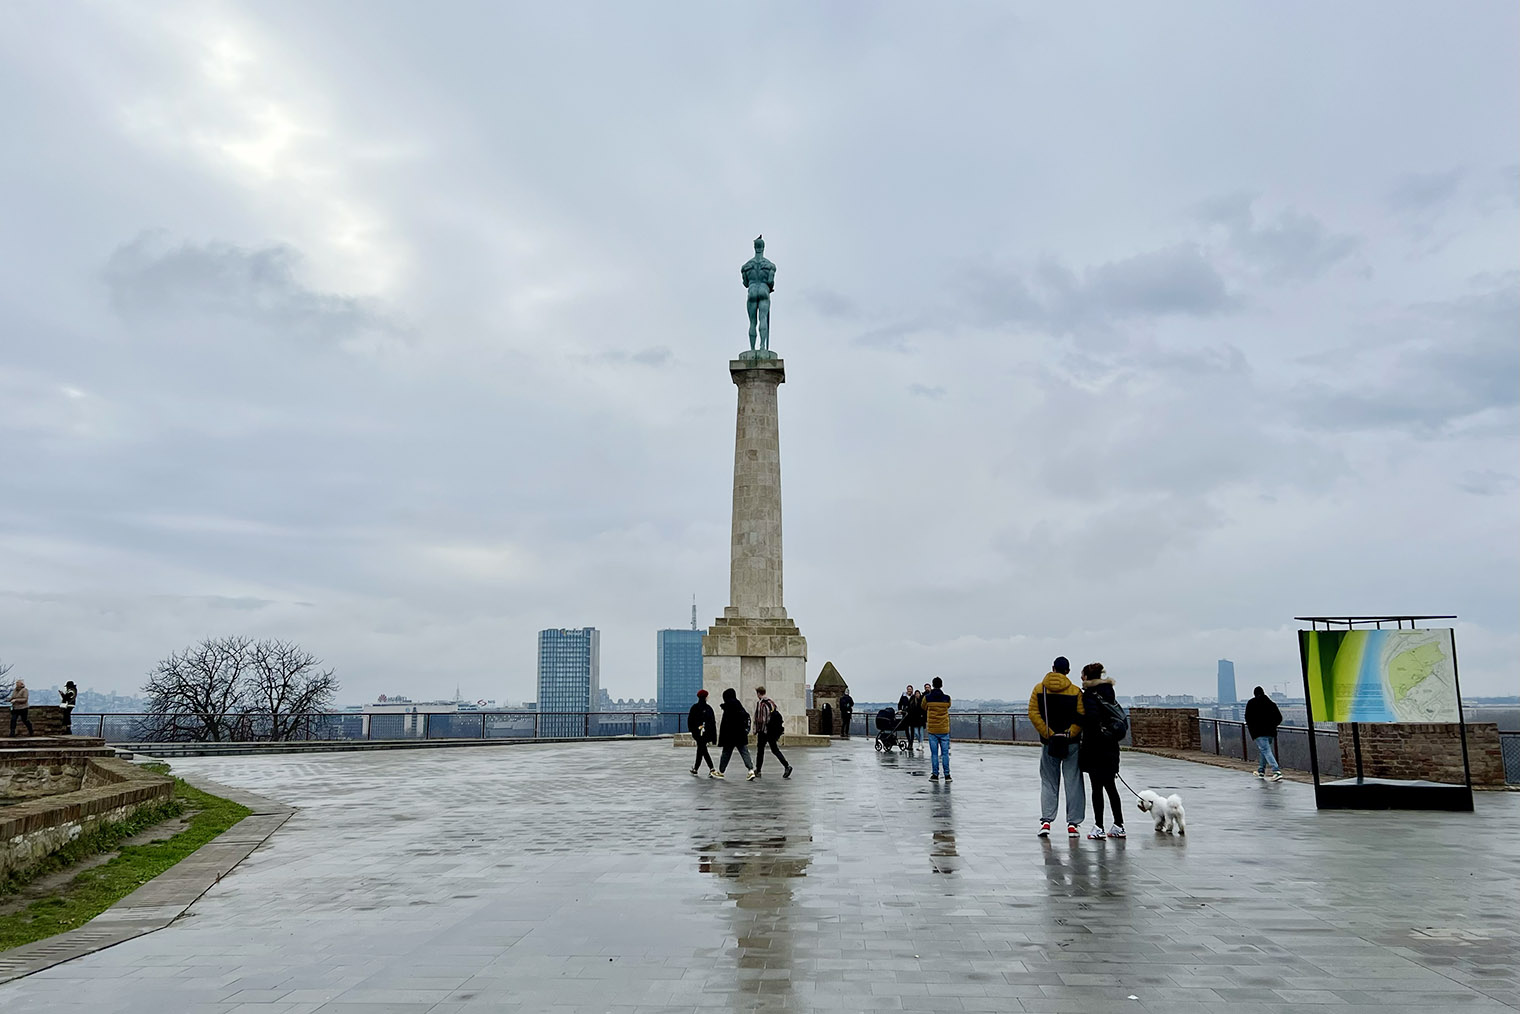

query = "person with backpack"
[1078,663,1125,839]
[752,686,792,779]
[714,687,755,780]
[687,688,717,776]
[1029,657,1086,837]
[1245,685,1284,781]
[924,676,952,781]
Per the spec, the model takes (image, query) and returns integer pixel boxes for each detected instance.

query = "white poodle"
[1136,790,1186,835]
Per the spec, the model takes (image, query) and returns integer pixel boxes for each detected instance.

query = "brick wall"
[1336,722,1505,787]
[1129,707,1201,751]
[3,704,73,736]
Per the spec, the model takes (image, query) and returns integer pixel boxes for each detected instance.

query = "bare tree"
[0,657,13,705]
[244,639,338,741]
[139,636,339,742]
[140,636,256,742]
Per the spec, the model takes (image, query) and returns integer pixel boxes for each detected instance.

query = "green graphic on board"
[1300,628,1459,723]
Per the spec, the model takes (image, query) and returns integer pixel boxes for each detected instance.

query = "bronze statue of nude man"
[740,235,777,354]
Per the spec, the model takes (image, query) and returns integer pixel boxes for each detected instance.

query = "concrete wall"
[1129,707,1201,751]
[1336,722,1506,787]
[1,758,175,878]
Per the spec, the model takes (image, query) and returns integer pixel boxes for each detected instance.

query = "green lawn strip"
[0,778,252,951]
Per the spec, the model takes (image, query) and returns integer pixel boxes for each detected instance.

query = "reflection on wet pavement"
[1,738,1517,1012]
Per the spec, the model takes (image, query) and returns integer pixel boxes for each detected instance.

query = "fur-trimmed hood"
[1081,676,1114,689]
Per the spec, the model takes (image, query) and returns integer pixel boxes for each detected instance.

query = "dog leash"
[1116,772,1144,801]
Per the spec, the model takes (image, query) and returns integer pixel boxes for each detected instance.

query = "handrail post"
[480,712,486,739]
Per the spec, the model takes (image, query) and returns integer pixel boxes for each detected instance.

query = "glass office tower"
[537,627,600,737]
[656,629,705,733]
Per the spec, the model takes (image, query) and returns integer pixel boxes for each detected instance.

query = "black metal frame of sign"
[1295,615,1474,812]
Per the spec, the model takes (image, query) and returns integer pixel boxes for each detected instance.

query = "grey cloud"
[907,383,945,399]
[801,288,858,319]
[1293,280,1520,434]
[1197,193,1359,281]
[104,232,397,345]
[1387,168,1466,212]
[964,244,1234,335]
[1458,470,1518,496]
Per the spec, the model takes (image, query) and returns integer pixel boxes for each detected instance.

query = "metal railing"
[1501,733,1520,785]
[1198,717,1345,777]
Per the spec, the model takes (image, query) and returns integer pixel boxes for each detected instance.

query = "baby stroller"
[874,707,909,753]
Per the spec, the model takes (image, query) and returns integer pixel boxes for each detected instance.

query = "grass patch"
[0,778,251,952]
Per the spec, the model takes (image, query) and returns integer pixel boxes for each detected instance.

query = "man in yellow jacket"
[924,676,952,781]
[1029,657,1086,837]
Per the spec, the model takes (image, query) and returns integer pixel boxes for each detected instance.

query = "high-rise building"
[657,628,705,732]
[1217,659,1238,706]
[537,627,600,737]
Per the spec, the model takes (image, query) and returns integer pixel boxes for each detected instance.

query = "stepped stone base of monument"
[682,607,825,749]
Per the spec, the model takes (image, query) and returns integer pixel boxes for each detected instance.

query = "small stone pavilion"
[808,662,847,736]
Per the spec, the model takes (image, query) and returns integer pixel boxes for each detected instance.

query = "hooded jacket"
[688,699,716,743]
[1245,693,1283,738]
[8,683,27,709]
[923,688,951,735]
[717,690,751,747]
[1078,677,1120,774]
[1029,672,1084,741]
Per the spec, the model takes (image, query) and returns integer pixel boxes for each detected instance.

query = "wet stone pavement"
[1,739,1517,1013]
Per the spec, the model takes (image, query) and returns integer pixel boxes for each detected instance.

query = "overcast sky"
[2,2,1516,707]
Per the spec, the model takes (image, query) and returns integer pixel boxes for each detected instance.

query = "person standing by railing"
[924,677,952,781]
[60,681,77,736]
[1245,686,1284,781]
[1030,657,1085,837]
[1078,663,1125,840]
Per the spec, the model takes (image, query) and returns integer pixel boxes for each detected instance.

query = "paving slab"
[0,739,1515,1012]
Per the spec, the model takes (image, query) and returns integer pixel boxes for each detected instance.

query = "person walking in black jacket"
[839,690,854,739]
[1245,686,1284,781]
[1078,663,1125,840]
[688,689,717,776]
[714,688,756,780]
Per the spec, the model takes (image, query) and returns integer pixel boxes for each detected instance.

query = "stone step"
[0,736,107,750]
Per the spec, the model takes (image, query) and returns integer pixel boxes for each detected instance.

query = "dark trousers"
[9,708,33,736]
[903,723,915,749]
[840,711,852,737]
[755,734,788,772]
[693,740,714,771]
[1089,772,1122,828]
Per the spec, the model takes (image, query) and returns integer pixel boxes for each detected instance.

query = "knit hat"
[696,689,709,698]
[1052,657,1070,674]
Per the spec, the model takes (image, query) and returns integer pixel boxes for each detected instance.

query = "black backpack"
[765,701,784,738]
[1091,695,1129,741]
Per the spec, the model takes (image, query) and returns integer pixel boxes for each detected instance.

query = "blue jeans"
[928,733,950,775]
[1255,736,1280,774]
[1039,741,1086,825]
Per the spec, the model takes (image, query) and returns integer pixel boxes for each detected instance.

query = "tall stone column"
[701,357,817,745]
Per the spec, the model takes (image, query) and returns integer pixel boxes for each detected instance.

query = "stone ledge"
[1,758,175,876]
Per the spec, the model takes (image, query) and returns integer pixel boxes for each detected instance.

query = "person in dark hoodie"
[1078,663,1125,840]
[1245,685,1284,781]
[714,687,756,780]
[1029,657,1086,837]
[688,689,717,776]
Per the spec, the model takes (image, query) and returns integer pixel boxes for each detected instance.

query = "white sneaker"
[710,770,724,779]
[1254,770,1264,778]
[1108,825,1126,838]
[1269,771,1283,782]
[1086,826,1106,840]
[746,770,757,781]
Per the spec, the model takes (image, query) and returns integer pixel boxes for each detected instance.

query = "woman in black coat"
[1079,663,1125,839]
[715,687,755,780]
[687,689,717,776]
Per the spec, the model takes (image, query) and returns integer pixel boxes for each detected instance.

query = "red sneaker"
[1037,822,1051,837]
[1067,824,1080,837]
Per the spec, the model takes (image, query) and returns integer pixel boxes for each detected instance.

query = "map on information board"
[1300,628,1460,723]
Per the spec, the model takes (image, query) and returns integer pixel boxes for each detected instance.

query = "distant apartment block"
[1217,659,1238,705]
[537,627,600,738]
[656,628,705,732]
